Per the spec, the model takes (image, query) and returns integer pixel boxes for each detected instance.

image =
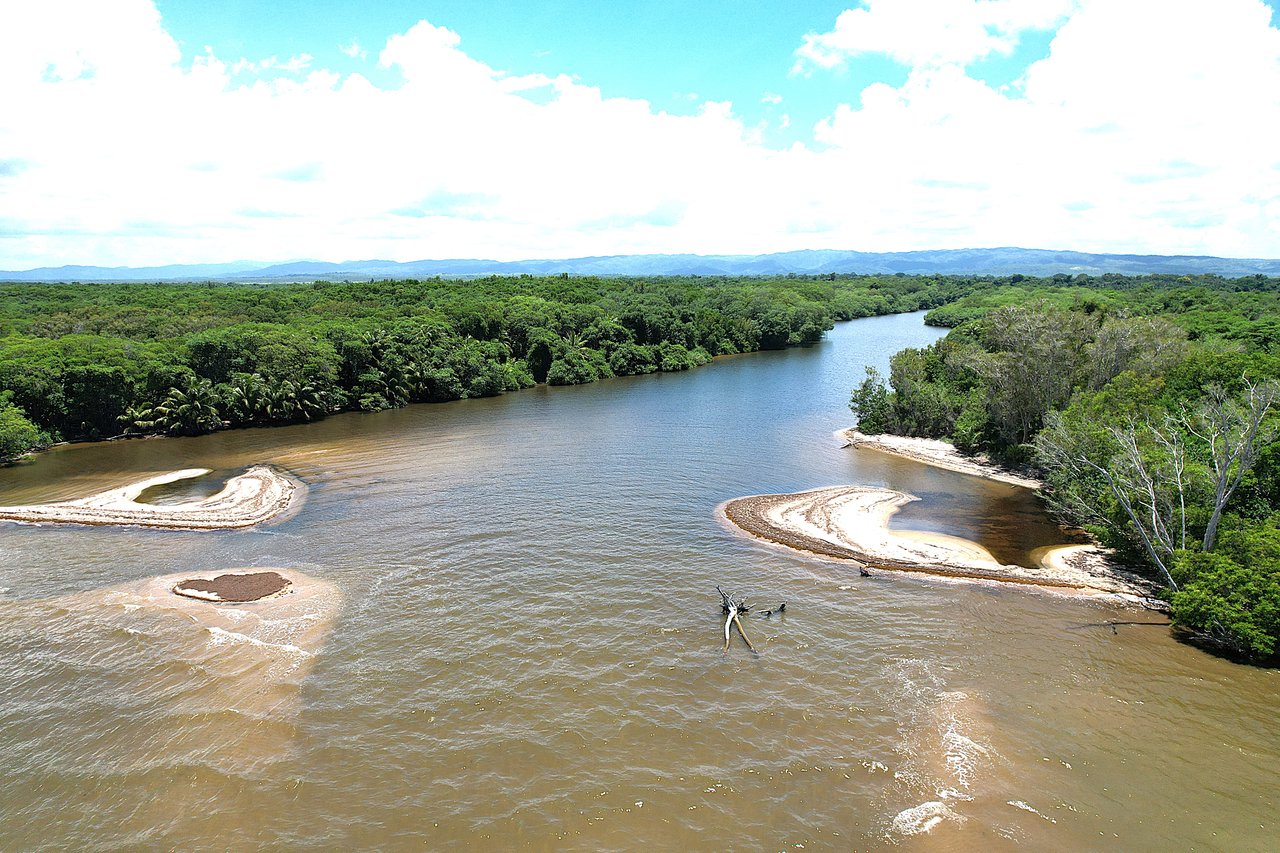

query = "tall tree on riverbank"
[1188,379,1280,551]
[854,279,1280,660]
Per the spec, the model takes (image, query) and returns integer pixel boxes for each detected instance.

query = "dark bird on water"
[759,601,787,618]
[859,568,871,577]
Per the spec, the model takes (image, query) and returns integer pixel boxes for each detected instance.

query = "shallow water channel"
[1,311,1276,851]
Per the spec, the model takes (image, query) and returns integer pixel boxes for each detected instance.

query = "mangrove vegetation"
[0,273,974,459]
[850,274,1280,661]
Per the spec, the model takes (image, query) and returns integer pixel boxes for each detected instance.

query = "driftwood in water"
[1067,619,1171,634]
[717,586,757,653]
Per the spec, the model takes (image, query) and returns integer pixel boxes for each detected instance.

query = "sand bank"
[722,485,1154,597]
[0,563,339,841]
[0,466,299,530]
[104,567,339,657]
[87,567,338,786]
[840,429,1043,489]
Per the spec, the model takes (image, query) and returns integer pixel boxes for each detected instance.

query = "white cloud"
[0,0,1278,267]
[231,53,313,75]
[761,92,783,105]
[794,0,1078,71]
[339,39,367,60]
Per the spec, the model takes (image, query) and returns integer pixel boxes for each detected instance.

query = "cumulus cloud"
[0,0,1277,267]
[794,0,1079,70]
[339,39,367,60]
[231,53,314,75]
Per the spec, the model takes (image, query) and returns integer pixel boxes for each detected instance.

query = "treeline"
[0,272,975,458]
[851,281,1280,661]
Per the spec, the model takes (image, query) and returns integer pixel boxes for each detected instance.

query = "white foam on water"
[939,710,991,789]
[892,800,963,835]
[1008,800,1057,823]
[886,660,1002,840]
[205,626,311,657]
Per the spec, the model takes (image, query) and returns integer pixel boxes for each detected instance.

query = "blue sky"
[153,0,1062,148]
[3,0,1280,267]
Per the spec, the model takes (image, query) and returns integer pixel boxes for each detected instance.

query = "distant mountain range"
[4,247,1280,282]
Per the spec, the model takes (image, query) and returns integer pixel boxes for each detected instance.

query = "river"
[0,311,1275,851]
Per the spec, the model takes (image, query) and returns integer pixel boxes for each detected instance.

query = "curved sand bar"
[722,485,1154,597]
[0,466,298,530]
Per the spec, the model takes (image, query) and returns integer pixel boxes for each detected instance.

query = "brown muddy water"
[0,312,1275,851]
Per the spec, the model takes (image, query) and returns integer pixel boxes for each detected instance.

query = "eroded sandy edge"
[839,429,1044,489]
[0,465,300,530]
[720,485,1156,600]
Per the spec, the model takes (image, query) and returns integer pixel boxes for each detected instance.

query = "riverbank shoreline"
[839,428,1043,489]
[721,485,1156,600]
[0,466,299,530]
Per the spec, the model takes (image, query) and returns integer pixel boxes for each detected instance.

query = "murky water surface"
[1,313,1275,851]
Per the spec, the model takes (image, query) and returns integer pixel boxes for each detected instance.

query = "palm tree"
[152,378,222,436]
[292,381,329,420]
[223,373,269,424]
[116,403,157,435]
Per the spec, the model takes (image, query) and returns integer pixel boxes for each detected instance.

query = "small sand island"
[173,570,293,602]
[0,466,298,530]
[722,485,1155,598]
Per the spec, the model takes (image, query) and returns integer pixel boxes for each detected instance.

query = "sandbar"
[721,485,1154,597]
[840,429,1043,489]
[0,466,299,530]
[0,566,341,829]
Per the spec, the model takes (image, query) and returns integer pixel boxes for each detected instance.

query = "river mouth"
[1,312,1276,851]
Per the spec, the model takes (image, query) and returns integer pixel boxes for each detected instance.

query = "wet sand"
[840,429,1043,489]
[722,486,1154,598]
[0,466,298,530]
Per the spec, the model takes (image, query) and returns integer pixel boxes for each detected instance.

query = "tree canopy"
[852,275,1280,661]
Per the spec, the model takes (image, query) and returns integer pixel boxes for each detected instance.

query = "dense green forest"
[850,274,1280,661]
[0,273,976,461]
[7,270,1278,660]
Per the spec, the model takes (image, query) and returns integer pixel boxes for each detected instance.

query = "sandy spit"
[0,466,299,530]
[721,485,1155,598]
[840,429,1044,489]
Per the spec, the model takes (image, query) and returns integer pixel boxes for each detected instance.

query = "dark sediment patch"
[172,571,292,603]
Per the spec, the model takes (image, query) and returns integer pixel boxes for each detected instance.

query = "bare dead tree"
[1182,378,1279,552]
[1109,421,1190,567]
[1036,378,1278,590]
[1036,415,1182,590]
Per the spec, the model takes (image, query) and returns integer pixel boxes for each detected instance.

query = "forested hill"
[0,273,970,462]
[5,246,1280,282]
[849,274,1280,661]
